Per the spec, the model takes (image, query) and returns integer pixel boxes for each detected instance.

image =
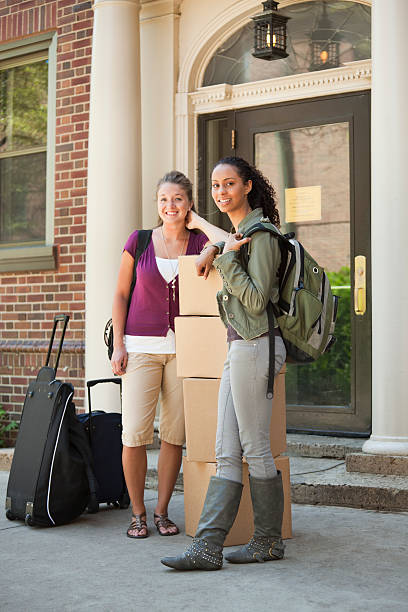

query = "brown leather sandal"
[127,513,148,539]
[154,513,179,536]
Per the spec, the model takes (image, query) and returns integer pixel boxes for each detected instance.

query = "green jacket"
[213,207,281,341]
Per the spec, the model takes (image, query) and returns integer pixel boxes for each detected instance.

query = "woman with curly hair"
[161,157,286,570]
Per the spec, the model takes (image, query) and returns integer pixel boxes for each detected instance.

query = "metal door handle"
[354,255,366,315]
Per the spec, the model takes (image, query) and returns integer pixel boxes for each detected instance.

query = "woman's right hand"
[111,345,128,376]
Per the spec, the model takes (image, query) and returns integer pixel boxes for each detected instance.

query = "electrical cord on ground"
[291,460,345,476]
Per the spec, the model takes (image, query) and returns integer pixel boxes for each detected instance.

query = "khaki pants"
[121,352,184,447]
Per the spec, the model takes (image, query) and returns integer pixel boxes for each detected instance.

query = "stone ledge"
[0,244,56,273]
[285,433,364,459]
[290,456,408,512]
[0,340,85,353]
[291,482,408,512]
[346,453,408,476]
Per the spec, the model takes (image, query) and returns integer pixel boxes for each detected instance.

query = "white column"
[363,0,408,455]
[175,92,195,182]
[85,0,142,412]
[140,0,180,228]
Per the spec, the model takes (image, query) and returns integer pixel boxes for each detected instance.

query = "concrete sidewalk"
[1,472,408,611]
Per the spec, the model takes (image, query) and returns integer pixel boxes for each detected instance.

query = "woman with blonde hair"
[111,171,209,539]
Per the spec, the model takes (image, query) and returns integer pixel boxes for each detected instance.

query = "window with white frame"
[0,34,56,271]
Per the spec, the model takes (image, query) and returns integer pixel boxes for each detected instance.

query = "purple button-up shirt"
[124,230,208,336]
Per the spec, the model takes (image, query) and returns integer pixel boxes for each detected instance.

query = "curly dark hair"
[213,157,280,228]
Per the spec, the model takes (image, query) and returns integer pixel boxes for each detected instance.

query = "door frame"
[198,91,371,436]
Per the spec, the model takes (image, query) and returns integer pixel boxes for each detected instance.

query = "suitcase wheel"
[6,510,17,521]
[87,500,99,514]
[107,501,120,509]
[25,514,35,527]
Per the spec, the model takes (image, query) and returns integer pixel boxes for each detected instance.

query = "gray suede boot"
[224,472,285,564]
[161,476,243,570]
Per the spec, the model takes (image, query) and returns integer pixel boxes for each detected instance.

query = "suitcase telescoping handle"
[45,314,69,373]
[86,378,122,417]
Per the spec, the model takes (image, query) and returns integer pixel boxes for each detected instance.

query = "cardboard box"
[183,370,286,461]
[183,456,292,546]
[178,255,222,316]
[176,316,227,378]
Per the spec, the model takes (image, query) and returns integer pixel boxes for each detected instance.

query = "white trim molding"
[190,60,371,114]
[140,0,181,21]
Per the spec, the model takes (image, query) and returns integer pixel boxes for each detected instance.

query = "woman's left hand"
[223,232,251,253]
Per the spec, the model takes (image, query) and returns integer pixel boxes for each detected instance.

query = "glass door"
[198,92,371,435]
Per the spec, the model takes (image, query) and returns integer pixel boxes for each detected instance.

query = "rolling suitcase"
[5,314,96,527]
[78,378,129,512]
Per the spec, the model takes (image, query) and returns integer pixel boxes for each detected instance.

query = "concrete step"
[346,452,408,476]
[150,432,367,458]
[290,456,408,512]
[0,431,363,469]
[285,433,364,459]
[149,431,366,459]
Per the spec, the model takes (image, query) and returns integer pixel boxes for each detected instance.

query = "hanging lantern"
[310,2,341,71]
[252,1,290,61]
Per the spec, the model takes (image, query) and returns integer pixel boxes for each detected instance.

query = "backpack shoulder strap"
[244,221,287,243]
[243,222,290,270]
[129,229,153,304]
[135,229,153,261]
[243,221,289,399]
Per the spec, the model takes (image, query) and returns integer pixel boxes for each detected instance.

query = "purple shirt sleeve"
[123,230,138,258]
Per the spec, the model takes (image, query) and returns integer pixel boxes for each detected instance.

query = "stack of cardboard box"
[176,256,292,546]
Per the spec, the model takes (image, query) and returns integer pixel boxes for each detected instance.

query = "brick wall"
[0,0,94,444]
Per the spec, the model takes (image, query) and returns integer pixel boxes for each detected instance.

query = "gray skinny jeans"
[215,335,286,483]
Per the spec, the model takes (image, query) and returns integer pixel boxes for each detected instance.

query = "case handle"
[45,314,70,373]
[86,378,122,417]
